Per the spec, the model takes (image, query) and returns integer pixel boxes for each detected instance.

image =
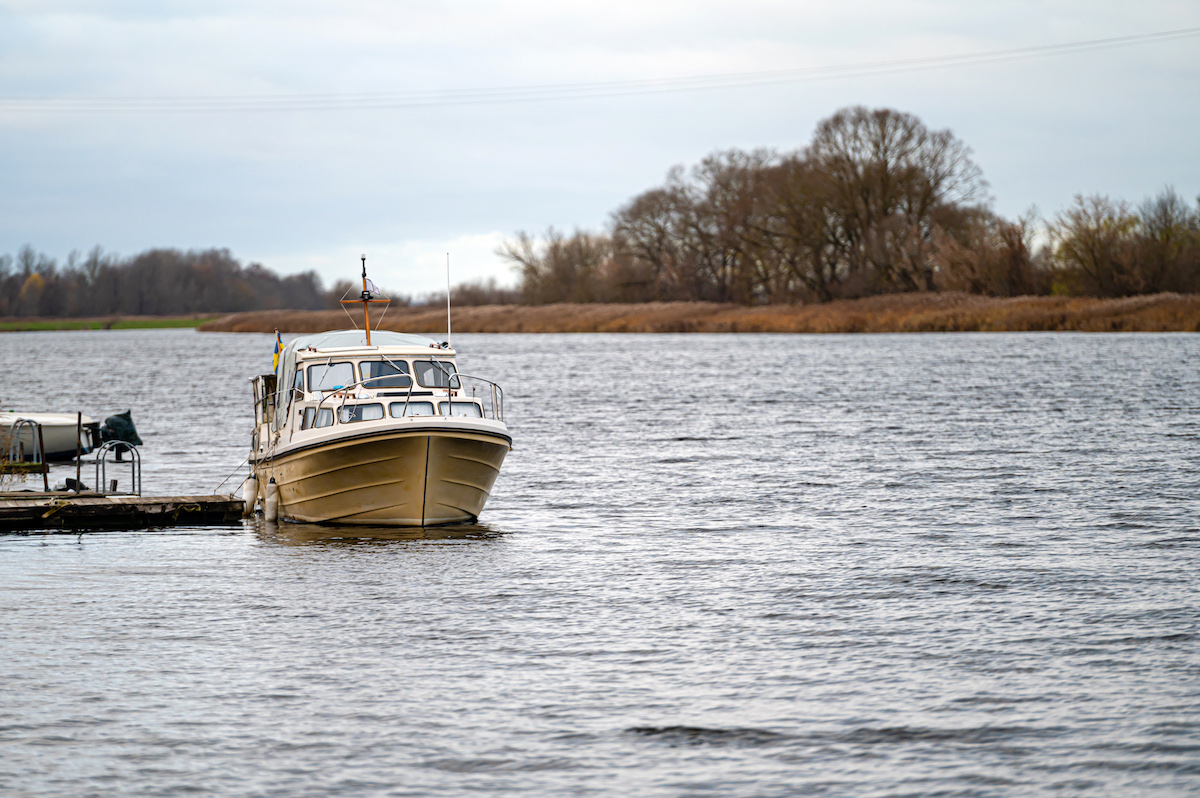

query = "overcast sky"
[1,1,1197,295]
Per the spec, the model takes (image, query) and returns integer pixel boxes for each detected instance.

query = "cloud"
[1,1,1198,281]
[258,231,514,297]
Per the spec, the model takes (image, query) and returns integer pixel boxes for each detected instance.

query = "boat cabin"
[249,330,503,456]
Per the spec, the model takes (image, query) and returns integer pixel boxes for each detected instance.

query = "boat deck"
[0,492,242,532]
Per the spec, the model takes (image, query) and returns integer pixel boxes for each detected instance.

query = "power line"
[2,26,1197,114]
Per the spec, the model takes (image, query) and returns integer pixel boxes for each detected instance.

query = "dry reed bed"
[197,293,1200,334]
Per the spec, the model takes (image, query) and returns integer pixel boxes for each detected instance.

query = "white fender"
[264,478,279,522]
[242,476,259,516]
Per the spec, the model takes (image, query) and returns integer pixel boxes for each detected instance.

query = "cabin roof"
[288,330,442,351]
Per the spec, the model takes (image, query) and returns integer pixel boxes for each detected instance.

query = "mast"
[340,254,389,345]
[361,255,371,343]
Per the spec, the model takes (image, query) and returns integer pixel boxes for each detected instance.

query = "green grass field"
[0,316,219,332]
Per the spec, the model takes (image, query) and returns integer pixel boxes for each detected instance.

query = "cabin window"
[314,408,334,428]
[300,407,315,430]
[414,360,459,388]
[361,360,412,388]
[307,361,355,391]
[390,401,436,417]
[439,401,482,418]
[338,403,385,424]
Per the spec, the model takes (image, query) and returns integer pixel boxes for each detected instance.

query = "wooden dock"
[0,492,243,532]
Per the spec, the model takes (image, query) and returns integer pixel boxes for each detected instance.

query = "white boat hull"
[0,413,95,461]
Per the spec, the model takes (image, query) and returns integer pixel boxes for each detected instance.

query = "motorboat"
[248,263,511,526]
[0,412,98,461]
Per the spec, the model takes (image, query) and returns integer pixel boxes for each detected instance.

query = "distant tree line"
[0,247,336,317]
[0,243,522,317]
[7,106,1197,316]
[500,106,1200,304]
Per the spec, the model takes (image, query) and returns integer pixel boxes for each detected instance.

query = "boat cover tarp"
[288,330,438,350]
[101,410,143,446]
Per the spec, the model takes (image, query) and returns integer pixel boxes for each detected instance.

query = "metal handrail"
[306,371,504,425]
[7,418,44,464]
[385,372,503,421]
[456,373,504,421]
[95,440,141,496]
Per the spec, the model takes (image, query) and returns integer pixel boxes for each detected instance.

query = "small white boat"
[0,412,98,461]
[248,264,511,526]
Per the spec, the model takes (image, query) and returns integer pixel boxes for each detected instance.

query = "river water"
[2,329,1199,796]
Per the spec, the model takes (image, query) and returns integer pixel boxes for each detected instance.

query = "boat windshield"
[361,360,412,388]
[414,360,458,388]
[308,362,355,391]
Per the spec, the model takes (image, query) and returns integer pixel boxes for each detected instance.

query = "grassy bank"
[197,293,1200,334]
[0,315,219,332]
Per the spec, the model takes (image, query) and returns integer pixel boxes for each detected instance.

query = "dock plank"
[0,492,243,531]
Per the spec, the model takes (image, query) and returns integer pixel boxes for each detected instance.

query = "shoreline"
[196,293,1200,334]
[0,314,217,332]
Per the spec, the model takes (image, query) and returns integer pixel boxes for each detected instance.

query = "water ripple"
[1,331,1199,796]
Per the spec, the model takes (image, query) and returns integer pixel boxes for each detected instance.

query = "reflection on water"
[253,517,509,546]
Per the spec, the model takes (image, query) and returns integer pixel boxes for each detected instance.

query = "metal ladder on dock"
[94,440,142,496]
[3,418,49,491]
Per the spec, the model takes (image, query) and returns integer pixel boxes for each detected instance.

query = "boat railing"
[455,374,504,421]
[309,373,505,423]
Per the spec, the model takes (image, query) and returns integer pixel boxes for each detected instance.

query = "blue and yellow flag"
[272,330,283,373]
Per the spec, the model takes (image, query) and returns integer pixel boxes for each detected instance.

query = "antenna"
[361,254,371,345]
[446,252,452,349]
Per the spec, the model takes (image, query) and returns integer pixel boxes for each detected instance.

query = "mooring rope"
[213,455,250,495]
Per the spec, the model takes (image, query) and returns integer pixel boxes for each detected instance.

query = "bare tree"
[807,106,988,292]
[611,185,691,300]
[1135,187,1200,293]
[1051,195,1139,296]
[752,155,847,301]
[497,228,611,304]
[933,209,1042,296]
